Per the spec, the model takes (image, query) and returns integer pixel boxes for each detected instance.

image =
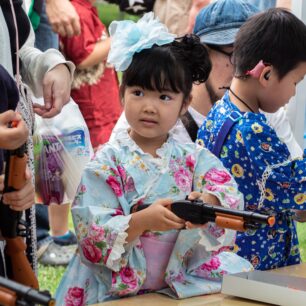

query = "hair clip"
[245,60,270,78]
[107,12,176,72]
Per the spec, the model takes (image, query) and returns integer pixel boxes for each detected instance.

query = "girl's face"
[124,86,188,147]
[260,62,306,113]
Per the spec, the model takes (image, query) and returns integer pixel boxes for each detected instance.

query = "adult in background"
[111,0,259,143]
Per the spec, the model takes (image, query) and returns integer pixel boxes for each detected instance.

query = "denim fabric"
[34,0,58,51]
[193,0,260,45]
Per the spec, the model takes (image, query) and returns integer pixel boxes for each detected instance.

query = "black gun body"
[132,200,275,231]
[0,276,55,306]
[172,200,272,224]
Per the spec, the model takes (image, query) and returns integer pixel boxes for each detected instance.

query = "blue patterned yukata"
[55,129,252,305]
[197,91,306,271]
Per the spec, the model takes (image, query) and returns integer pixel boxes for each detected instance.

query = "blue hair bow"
[108,12,176,72]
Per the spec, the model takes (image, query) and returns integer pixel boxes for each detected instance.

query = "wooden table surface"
[92,263,306,306]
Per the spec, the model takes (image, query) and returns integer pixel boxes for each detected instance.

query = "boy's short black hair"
[233,8,306,79]
[120,34,212,102]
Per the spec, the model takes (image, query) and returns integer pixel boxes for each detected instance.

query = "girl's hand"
[185,191,220,229]
[0,111,28,150]
[2,167,35,211]
[140,199,185,232]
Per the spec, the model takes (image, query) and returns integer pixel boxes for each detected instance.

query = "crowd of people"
[0,0,305,305]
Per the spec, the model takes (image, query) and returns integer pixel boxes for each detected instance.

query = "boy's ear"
[180,95,192,115]
[259,66,272,87]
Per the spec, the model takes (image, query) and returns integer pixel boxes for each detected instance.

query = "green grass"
[297,223,306,262]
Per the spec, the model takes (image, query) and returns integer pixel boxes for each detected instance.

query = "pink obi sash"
[140,231,178,290]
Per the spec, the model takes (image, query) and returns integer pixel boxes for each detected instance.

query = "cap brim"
[199,28,239,46]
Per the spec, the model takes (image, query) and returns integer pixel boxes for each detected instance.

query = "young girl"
[60,0,122,149]
[198,8,306,271]
[55,13,252,305]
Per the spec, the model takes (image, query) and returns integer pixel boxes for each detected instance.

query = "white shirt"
[110,106,205,144]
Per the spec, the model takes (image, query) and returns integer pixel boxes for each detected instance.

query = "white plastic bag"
[33,97,93,205]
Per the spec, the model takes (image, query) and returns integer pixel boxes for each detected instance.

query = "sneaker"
[52,230,77,246]
[38,241,77,266]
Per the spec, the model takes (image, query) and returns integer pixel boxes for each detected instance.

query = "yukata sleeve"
[72,146,146,296]
[241,121,306,211]
[192,146,243,250]
[163,147,252,299]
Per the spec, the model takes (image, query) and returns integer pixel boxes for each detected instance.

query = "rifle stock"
[0,141,39,289]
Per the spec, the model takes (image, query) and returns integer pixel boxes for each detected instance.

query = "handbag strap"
[181,111,199,142]
[211,110,243,157]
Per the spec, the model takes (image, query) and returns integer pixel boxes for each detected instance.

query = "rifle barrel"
[0,276,55,306]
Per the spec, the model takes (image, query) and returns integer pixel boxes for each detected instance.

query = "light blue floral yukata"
[197,91,306,271]
[55,129,252,305]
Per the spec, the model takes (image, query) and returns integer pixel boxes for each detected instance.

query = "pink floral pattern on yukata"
[64,287,85,306]
[185,155,195,172]
[194,256,226,280]
[165,269,191,286]
[106,176,123,197]
[174,167,193,192]
[111,266,144,296]
[80,223,115,264]
[204,168,231,185]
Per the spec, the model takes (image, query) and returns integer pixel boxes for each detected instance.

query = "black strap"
[181,111,199,142]
[211,111,243,157]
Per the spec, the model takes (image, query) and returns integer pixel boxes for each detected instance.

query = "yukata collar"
[115,128,175,159]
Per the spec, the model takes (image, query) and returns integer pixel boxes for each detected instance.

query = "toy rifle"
[0,123,39,289]
[0,275,55,306]
[132,199,275,232]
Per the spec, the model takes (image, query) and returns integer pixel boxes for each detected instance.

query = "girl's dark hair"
[120,34,211,101]
[233,8,306,79]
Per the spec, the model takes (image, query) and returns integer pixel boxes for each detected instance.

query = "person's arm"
[19,11,75,118]
[45,0,81,37]
[77,38,111,69]
[186,0,211,33]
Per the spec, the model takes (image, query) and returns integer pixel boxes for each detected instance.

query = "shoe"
[52,230,77,246]
[37,237,53,260]
[38,241,77,266]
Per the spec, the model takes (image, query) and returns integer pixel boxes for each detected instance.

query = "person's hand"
[185,191,220,229]
[0,111,28,150]
[45,0,81,37]
[140,199,185,232]
[33,64,71,118]
[2,167,35,211]
[0,175,4,192]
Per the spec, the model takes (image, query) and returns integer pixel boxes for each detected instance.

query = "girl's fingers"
[188,191,202,201]
[185,221,208,229]
[165,219,185,230]
[165,209,185,224]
